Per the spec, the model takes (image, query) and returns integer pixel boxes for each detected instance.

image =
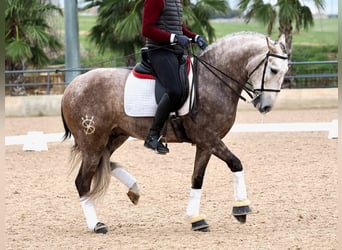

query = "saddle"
[132,48,193,142]
[134,47,190,104]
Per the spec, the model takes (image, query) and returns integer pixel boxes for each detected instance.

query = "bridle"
[192,49,288,103]
[247,51,288,94]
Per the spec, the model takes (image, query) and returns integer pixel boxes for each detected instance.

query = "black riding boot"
[144,94,172,154]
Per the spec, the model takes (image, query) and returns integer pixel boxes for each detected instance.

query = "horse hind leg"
[186,146,212,232]
[76,150,112,234]
[111,163,140,205]
[76,129,140,234]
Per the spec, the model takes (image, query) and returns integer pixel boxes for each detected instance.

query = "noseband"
[193,50,288,102]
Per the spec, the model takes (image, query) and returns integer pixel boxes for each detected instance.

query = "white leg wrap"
[186,189,202,217]
[80,197,99,231]
[233,171,247,201]
[111,167,136,188]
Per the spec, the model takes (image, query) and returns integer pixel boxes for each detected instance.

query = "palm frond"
[115,12,141,41]
[26,25,50,47]
[184,0,229,42]
[311,0,325,10]
[299,6,314,31]
[6,39,32,62]
[5,0,63,68]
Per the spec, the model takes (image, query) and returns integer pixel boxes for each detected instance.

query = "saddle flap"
[124,57,195,117]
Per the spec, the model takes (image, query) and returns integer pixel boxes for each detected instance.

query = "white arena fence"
[5,120,338,151]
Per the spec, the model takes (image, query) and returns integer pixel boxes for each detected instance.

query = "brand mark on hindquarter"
[81,115,96,135]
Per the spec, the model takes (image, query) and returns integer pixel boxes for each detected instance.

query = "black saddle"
[134,48,153,75]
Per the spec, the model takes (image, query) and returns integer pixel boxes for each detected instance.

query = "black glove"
[175,35,190,48]
[195,35,208,50]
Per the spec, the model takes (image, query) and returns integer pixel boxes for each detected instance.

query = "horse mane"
[216,31,267,44]
[201,31,268,56]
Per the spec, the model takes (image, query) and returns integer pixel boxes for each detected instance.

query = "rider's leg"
[144,93,172,154]
[144,48,184,154]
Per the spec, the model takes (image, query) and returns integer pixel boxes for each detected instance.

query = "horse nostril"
[251,94,261,108]
[261,105,272,113]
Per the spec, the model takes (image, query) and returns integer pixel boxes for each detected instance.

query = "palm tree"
[238,0,325,58]
[5,0,63,69]
[84,0,144,66]
[5,0,63,94]
[182,0,230,44]
[238,0,325,87]
[84,0,229,66]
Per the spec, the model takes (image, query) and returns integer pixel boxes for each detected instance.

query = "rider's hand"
[175,35,190,49]
[195,35,208,50]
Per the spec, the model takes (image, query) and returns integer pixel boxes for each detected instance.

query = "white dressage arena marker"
[5,120,338,149]
[328,119,338,139]
[22,131,48,151]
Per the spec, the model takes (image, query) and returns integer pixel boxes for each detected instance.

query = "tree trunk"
[5,60,27,96]
[279,23,295,88]
[124,44,136,67]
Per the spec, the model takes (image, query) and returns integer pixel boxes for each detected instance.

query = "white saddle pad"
[124,65,194,117]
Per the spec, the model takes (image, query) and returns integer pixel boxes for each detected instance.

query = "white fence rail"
[5,120,338,151]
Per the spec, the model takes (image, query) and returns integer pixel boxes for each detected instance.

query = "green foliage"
[237,0,325,66]
[82,0,144,66]
[183,0,230,43]
[77,15,337,67]
[6,39,32,62]
[5,0,63,70]
[82,0,230,66]
[292,45,337,62]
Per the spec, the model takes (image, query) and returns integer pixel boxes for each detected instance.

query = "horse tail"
[87,149,112,199]
[68,138,111,200]
[61,98,72,141]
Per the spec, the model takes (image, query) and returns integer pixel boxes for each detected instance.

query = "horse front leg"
[186,146,212,232]
[212,140,253,223]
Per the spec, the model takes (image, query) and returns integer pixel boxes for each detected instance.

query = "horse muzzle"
[251,93,273,114]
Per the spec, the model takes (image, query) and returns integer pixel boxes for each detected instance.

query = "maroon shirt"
[142,0,196,43]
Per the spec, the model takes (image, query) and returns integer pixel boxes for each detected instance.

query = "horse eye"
[270,68,278,74]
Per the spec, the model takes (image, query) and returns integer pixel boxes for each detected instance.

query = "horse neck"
[196,48,247,100]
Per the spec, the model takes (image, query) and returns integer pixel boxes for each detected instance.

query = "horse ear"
[266,37,277,53]
[278,34,287,54]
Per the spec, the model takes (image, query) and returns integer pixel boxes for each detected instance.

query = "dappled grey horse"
[61,32,288,233]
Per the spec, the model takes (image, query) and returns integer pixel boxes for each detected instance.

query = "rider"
[142,0,208,154]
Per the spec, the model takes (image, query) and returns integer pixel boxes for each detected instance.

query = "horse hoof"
[234,214,247,223]
[232,205,253,224]
[94,222,108,234]
[190,215,210,232]
[127,183,140,205]
[192,219,210,232]
[127,190,140,205]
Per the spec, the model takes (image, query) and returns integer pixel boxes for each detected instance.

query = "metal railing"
[4,61,338,95]
[4,68,91,95]
[284,61,338,88]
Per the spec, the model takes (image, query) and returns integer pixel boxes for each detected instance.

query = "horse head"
[247,34,289,113]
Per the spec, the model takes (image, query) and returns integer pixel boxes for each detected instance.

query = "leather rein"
[192,50,288,103]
